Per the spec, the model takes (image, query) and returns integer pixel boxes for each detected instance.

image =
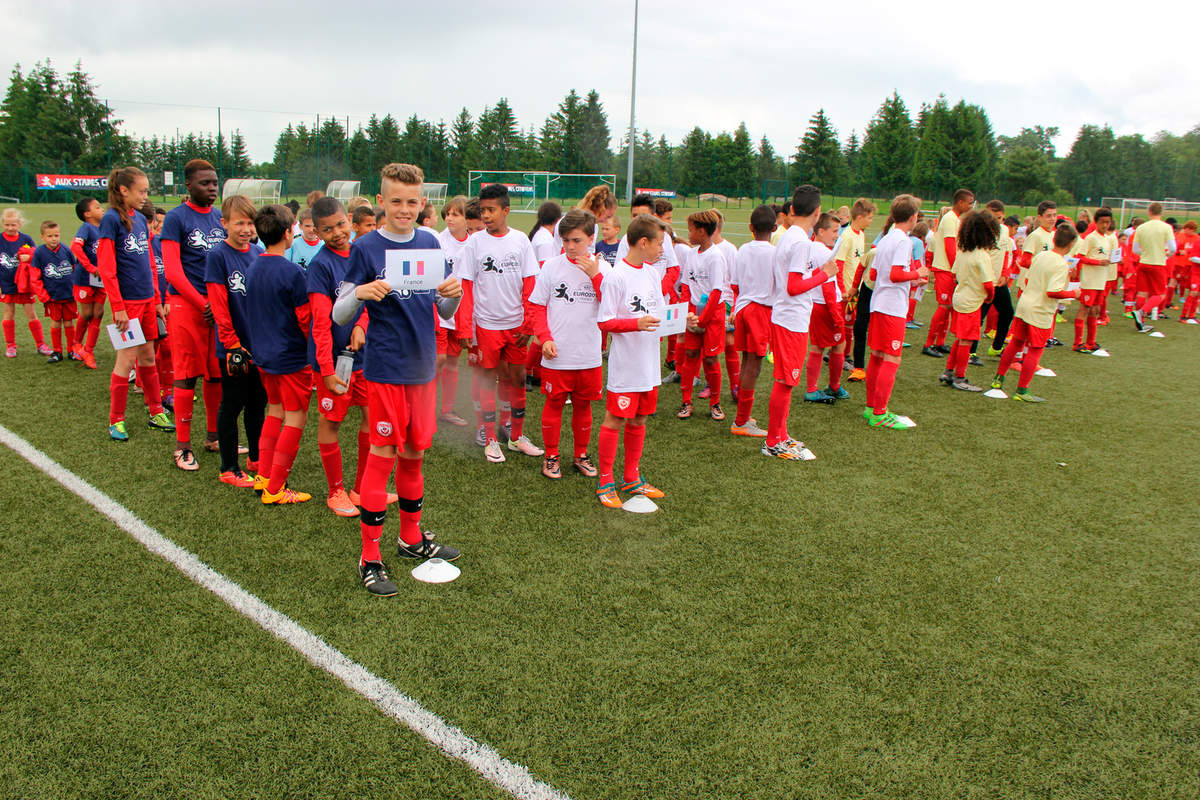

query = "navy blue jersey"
[150,236,168,298]
[0,232,35,294]
[343,228,444,385]
[98,208,155,301]
[306,246,362,373]
[205,241,257,358]
[595,240,619,267]
[245,253,309,375]
[32,243,77,301]
[161,201,224,296]
[72,222,102,287]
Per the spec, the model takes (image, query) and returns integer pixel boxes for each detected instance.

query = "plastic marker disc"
[621,495,658,514]
[411,557,460,583]
[983,388,1008,399]
[1148,331,1165,338]
[1035,367,1056,377]
[1092,348,1110,357]
[894,415,917,428]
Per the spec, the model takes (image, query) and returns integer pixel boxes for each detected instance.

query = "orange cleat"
[847,368,866,382]
[620,478,665,499]
[596,483,623,508]
[218,469,256,488]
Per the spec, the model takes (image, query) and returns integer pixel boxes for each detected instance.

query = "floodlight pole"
[625,0,639,202]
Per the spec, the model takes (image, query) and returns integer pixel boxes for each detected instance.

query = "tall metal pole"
[624,0,639,202]
[217,106,222,182]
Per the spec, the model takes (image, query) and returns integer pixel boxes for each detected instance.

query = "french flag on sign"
[665,306,679,322]
[118,328,140,344]
[401,260,425,277]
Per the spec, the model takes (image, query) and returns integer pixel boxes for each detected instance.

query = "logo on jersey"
[554,282,574,303]
[228,271,246,295]
[482,256,500,273]
[376,421,393,437]
[892,339,901,350]
[320,397,334,412]
[122,232,148,255]
[0,253,14,270]
[188,229,217,250]
[617,395,631,411]
[629,295,648,314]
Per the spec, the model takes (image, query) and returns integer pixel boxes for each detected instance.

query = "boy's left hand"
[436,277,462,298]
[686,312,700,328]
[157,304,168,321]
[349,325,365,351]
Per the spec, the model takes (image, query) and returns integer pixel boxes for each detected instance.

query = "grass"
[1,284,1199,799]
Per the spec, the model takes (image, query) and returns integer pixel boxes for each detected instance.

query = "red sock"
[996,337,1023,376]
[156,340,172,390]
[766,381,791,447]
[985,306,998,331]
[1073,316,1085,347]
[925,306,949,346]
[673,337,685,366]
[50,325,62,352]
[267,423,303,494]
[108,372,129,424]
[203,380,221,437]
[570,399,592,458]
[827,351,844,390]
[597,424,619,485]
[440,363,458,413]
[541,395,564,458]
[478,374,496,440]
[86,317,101,352]
[805,350,822,392]
[953,342,970,377]
[319,441,343,494]
[257,414,282,478]
[1018,346,1044,389]
[1,319,14,347]
[1185,295,1199,319]
[136,365,163,415]
[471,369,484,426]
[665,335,678,365]
[735,386,756,426]
[358,450,394,563]
[679,353,699,403]
[498,380,511,429]
[1145,293,1164,314]
[72,317,86,349]
[174,387,195,446]
[27,318,44,346]
[1085,316,1098,348]
[353,429,370,494]
[524,342,541,378]
[702,359,722,405]
[906,297,917,323]
[873,360,898,415]
[1165,286,1176,307]
[509,380,526,440]
[395,456,424,546]
[865,354,882,410]
[724,344,740,395]
[622,423,645,484]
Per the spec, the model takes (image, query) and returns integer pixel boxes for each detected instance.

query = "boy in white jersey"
[618,197,681,377]
[594,214,676,508]
[676,210,729,420]
[529,210,606,480]
[435,196,470,426]
[730,205,777,437]
[712,210,741,404]
[456,184,544,462]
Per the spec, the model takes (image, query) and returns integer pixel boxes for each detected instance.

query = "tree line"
[2,60,1198,205]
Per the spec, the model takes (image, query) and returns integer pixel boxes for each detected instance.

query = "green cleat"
[862,406,874,420]
[109,421,128,442]
[869,411,916,430]
[147,411,176,432]
[990,375,1004,390]
[987,347,1004,357]
[1013,388,1045,403]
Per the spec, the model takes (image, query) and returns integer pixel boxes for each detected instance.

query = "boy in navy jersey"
[30,221,79,363]
[70,197,106,367]
[145,204,174,410]
[162,159,225,471]
[245,204,312,505]
[333,163,463,597]
[206,194,266,488]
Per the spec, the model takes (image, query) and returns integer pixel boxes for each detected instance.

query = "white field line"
[0,422,571,800]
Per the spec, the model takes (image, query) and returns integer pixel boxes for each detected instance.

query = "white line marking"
[0,423,571,800]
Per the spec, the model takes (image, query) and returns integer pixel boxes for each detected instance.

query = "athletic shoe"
[484,439,506,463]
[803,389,834,404]
[698,386,712,400]
[147,412,175,432]
[730,419,767,437]
[990,375,1004,390]
[709,403,725,421]
[541,455,561,479]
[847,368,866,382]
[1122,311,1134,319]
[46,351,63,364]
[987,347,1004,357]
[358,561,398,597]
[161,393,174,412]
[1073,345,1094,354]
[783,438,817,461]
[82,349,97,369]
[173,448,199,471]
[766,352,774,364]
[662,370,681,384]
[905,321,921,329]
[968,355,984,367]
[1186,318,1199,325]
[1132,309,1147,330]
[218,469,256,488]
[761,441,802,460]
[730,385,739,404]
[67,346,82,362]
[951,377,983,392]
[825,386,850,400]
[596,482,623,508]
[921,346,941,357]
[984,329,996,339]
[573,456,598,477]
[525,375,538,392]
[4,345,15,358]
[474,425,487,447]
[246,459,258,475]
[496,421,512,445]
[397,531,460,561]
[869,412,916,430]
[238,445,249,455]
[934,345,952,355]
[620,477,665,498]
[203,438,220,452]
[676,402,693,419]
[1013,389,1046,403]
[1098,317,1110,326]
[261,487,312,505]
[1046,337,1063,347]
[36,343,52,356]
[254,474,268,493]
[438,411,468,427]
[109,421,128,442]
[347,489,398,506]
[326,488,360,518]
[508,435,544,456]
[1055,313,1066,324]
[862,406,874,420]
[938,369,955,386]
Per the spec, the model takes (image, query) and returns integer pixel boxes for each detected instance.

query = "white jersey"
[528,253,607,370]
[681,245,727,306]
[617,232,679,288]
[732,240,775,315]
[870,228,916,318]
[807,241,838,305]
[457,228,539,331]
[435,228,470,331]
[770,225,814,333]
[597,259,664,393]
[714,238,737,303]
[530,226,557,264]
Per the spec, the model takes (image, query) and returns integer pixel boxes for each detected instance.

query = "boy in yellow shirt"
[1071,207,1114,352]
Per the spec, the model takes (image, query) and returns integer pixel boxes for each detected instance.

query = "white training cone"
[621,495,659,514]
[1148,331,1166,338]
[411,557,461,584]
[1092,348,1111,357]
[1035,367,1056,377]
[983,388,1008,399]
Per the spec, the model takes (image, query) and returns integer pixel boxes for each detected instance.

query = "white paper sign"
[383,249,446,292]
[657,302,689,337]
[163,171,174,186]
[107,318,146,350]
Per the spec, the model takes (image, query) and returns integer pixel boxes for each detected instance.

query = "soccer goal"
[325,180,361,203]
[546,173,616,205]
[1101,196,1200,228]
[222,178,281,205]
[467,171,549,212]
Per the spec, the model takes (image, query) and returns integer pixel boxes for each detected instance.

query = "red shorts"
[1104,279,1117,294]
[475,325,526,368]
[1186,266,1200,291]
[167,296,218,379]
[262,367,314,412]
[770,323,808,386]
[808,302,846,349]
[733,302,772,356]
[366,378,436,451]
[436,325,463,356]
[1079,289,1104,307]
[1009,317,1051,348]
[1136,264,1167,296]
[121,299,160,342]
[44,300,78,322]
[605,387,658,419]
[934,270,956,304]
[74,286,106,304]
[684,305,726,357]
[541,365,603,401]
[315,368,368,422]
[0,293,35,304]
[867,311,906,357]
[950,308,981,340]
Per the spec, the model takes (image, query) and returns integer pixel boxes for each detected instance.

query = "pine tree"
[859,91,916,195]
[794,108,842,192]
[911,95,952,197]
[578,90,611,174]
[678,127,711,195]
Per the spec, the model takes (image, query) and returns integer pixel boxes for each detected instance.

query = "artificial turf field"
[2,208,1200,799]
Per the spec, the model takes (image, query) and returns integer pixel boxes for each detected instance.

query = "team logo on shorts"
[320,397,333,412]
[939,293,949,301]
[376,421,392,437]
[892,339,901,350]
[833,333,842,342]
[544,381,553,394]
[617,395,631,410]
[791,368,800,381]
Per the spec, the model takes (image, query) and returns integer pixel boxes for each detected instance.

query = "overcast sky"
[6,0,1197,166]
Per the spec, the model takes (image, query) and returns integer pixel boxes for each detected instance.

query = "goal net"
[222,178,281,205]
[546,173,616,206]
[325,180,361,203]
[467,171,549,212]
[1100,197,1200,229]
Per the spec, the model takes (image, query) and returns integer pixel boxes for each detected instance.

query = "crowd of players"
[0,158,1192,595]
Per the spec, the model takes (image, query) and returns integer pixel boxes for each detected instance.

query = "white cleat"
[507,434,544,456]
[484,439,506,463]
[784,438,817,461]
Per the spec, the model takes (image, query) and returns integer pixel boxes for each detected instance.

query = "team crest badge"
[617,395,631,411]
[320,397,333,412]
[892,339,901,350]
[791,368,800,381]
[376,421,392,437]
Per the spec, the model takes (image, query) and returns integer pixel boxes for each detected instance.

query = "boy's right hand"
[355,280,391,301]
[821,260,838,277]
[916,265,931,280]
[113,309,129,332]
[542,340,558,359]
[574,252,600,278]
[324,373,349,393]
[637,315,660,332]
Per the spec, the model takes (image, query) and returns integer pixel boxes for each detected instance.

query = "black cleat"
[968,354,984,366]
[922,346,942,357]
[397,531,461,561]
[359,561,398,596]
[46,351,63,364]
